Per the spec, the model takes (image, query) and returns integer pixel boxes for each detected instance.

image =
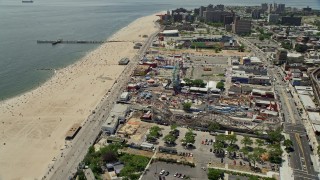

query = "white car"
[160,170,165,175]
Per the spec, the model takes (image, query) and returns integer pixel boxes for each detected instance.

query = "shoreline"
[0,12,161,179]
[0,11,159,105]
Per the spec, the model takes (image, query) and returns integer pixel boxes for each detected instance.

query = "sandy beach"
[0,13,159,179]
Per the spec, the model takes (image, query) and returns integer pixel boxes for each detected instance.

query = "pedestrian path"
[280,134,294,180]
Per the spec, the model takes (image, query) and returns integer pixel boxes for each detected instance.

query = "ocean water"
[0,0,319,100]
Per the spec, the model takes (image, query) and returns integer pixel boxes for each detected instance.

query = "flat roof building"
[102,104,128,134]
[119,92,130,102]
[65,123,81,140]
[118,58,130,65]
[160,30,179,37]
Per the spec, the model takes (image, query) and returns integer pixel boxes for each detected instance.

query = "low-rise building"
[287,52,304,63]
[102,104,128,134]
[134,65,151,76]
[160,30,179,37]
[249,75,271,85]
[118,58,130,65]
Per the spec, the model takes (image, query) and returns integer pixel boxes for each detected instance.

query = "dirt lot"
[156,152,194,164]
[120,147,154,158]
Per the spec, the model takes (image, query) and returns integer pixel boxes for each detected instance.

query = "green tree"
[241,136,253,147]
[170,124,177,131]
[238,45,245,52]
[149,126,161,138]
[163,134,176,144]
[226,134,237,145]
[255,139,265,146]
[248,176,260,180]
[317,145,320,157]
[268,144,283,164]
[213,141,224,152]
[227,145,237,155]
[240,146,250,158]
[102,151,118,163]
[184,130,196,144]
[267,128,284,144]
[250,147,267,166]
[216,134,226,142]
[295,44,308,53]
[207,168,224,180]
[216,81,225,91]
[208,122,220,132]
[182,102,192,111]
[281,42,292,50]
[283,139,293,152]
[259,35,265,41]
[193,79,206,87]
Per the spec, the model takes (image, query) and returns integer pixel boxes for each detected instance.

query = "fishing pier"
[37,39,130,45]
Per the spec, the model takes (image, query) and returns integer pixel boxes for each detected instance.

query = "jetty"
[37,39,131,45]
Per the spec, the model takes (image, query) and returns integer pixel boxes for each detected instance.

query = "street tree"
[268,144,283,164]
[283,139,293,152]
[241,136,253,147]
[267,128,284,144]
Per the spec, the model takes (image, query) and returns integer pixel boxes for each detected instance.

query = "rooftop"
[299,94,316,109]
[162,30,179,34]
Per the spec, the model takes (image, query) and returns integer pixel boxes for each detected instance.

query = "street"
[237,36,319,180]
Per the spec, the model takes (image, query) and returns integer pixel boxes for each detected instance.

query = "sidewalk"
[280,134,294,180]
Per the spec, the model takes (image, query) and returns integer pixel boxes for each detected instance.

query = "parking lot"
[142,161,208,180]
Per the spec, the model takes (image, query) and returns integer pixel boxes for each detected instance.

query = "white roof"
[141,142,154,148]
[308,112,320,122]
[287,53,302,58]
[295,86,313,91]
[162,30,179,34]
[299,94,316,109]
[207,81,217,89]
[120,92,129,99]
[312,124,320,132]
[250,57,262,63]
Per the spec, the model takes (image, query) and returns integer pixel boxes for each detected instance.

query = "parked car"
[160,170,165,175]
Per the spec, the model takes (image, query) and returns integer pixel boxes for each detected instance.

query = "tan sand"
[0,13,159,180]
